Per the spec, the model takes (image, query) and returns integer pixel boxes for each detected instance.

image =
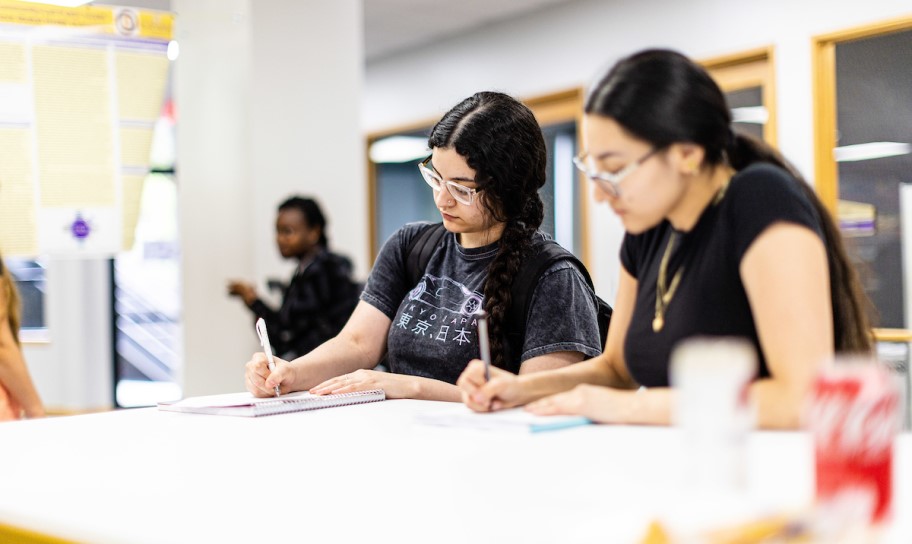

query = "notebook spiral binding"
[252,389,386,416]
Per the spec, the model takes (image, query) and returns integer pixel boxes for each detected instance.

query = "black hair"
[428,91,548,368]
[278,196,328,248]
[585,49,872,353]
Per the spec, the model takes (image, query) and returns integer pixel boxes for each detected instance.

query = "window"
[814,17,912,427]
[702,47,777,147]
[113,91,182,407]
[4,257,46,341]
[814,18,912,338]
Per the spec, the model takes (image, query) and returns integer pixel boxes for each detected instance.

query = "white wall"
[248,0,366,284]
[23,258,113,411]
[174,0,364,397]
[173,0,254,397]
[363,0,912,303]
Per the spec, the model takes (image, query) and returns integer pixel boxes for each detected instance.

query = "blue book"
[416,406,592,433]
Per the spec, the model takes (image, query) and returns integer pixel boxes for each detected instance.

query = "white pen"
[476,310,491,382]
[255,318,281,397]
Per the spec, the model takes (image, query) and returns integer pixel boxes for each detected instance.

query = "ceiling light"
[369,136,428,164]
[834,142,912,162]
[730,106,768,125]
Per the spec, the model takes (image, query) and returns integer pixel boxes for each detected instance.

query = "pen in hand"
[476,310,491,383]
[255,318,281,398]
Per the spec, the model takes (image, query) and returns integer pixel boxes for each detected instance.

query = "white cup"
[671,336,758,495]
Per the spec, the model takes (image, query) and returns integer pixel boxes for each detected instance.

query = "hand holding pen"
[255,318,281,397]
[455,310,527,412]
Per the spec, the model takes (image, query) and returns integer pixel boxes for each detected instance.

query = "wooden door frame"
[813,15,912,214]
[365,117,438,261]
[700,46,778,147]
[812,16,912,343]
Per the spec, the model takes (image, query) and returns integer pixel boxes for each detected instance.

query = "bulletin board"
[0,0,173,256]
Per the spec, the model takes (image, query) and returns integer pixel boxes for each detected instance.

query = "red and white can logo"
[806,362,901,524]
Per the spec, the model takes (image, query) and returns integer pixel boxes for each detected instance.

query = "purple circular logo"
[71,217,91,239]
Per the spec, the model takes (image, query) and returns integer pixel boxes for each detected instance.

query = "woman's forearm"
[412,377,462,402]
[0,345,44,417]
[286,333,380,391]
[615,380,804,429]
[613,379,805,428]
[517,355,622,404]
[751,378,806,429]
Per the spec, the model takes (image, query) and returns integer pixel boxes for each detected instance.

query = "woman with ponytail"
[458,50,871,429]
[244,92,601,401]
[0,254,45,420]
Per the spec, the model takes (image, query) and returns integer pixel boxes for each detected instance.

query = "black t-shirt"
[620,163,823,387]
[361,222,602,384]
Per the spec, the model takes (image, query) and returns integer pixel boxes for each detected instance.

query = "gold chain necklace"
[652,175,731,333]
[653,231,683,332]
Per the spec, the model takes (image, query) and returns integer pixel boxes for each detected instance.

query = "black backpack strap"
[404,222,447,287]
[501,240,573,370]
[506,241,580,327]
[502,239,611,369]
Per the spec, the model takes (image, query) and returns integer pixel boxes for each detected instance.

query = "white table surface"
[0,399,908,543]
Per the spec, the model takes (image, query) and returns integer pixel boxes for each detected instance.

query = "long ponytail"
[726,133,872,352]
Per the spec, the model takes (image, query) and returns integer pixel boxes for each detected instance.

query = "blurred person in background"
[228,196,360,360]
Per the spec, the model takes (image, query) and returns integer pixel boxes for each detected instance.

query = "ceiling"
[363,0,577,62]
[93,0,578,62]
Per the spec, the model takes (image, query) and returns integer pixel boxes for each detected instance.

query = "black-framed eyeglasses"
[418,156,483,206]
[572,147,662,198]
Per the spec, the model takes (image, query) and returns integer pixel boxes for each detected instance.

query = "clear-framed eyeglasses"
[572,147,661,198]
[418,156,482,206]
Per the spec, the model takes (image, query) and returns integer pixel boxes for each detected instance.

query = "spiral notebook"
[157,389,385,417]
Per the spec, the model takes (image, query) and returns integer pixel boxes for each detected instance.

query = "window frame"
[701,46,778,147]
[812,16,912,343]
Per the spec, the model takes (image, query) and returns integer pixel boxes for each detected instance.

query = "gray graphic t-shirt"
[360,223,602,384]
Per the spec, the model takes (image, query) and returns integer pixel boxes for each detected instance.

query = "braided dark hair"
[278,196,329,248]
[428,92,547,368]
[585,49,872,353]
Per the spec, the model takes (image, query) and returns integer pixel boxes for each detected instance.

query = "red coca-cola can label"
[806,363,901,524]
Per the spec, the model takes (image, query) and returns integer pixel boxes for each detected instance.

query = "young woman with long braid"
[457,50,872,429]
[244,92,601,400]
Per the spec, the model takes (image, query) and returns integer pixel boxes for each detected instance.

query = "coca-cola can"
[805,360,901,525]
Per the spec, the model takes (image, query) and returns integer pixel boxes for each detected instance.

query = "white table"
[0,399,908,543]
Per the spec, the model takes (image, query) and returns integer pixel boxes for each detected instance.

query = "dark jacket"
[249,248,360,359]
